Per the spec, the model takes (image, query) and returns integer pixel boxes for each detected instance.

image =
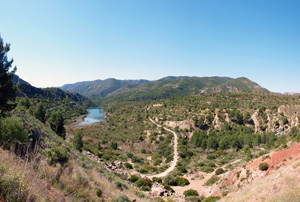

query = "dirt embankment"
[248,142,300,175]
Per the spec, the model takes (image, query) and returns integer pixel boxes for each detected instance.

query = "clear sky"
[1,0,299,92]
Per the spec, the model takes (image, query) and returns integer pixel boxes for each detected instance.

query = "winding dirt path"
[144,117,179,179]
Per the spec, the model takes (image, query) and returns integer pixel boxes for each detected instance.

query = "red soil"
[248,142,300,175]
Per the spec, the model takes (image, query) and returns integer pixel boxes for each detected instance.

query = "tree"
[73,132,83,152]
[48,111,66,139]
[34,103,46,123]
[243,112,252,124]
[0,36,17,115]
[18,97,31,109]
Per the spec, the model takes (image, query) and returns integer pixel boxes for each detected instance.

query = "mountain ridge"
[60,76,269,102]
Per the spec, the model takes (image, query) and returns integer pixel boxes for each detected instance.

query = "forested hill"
[60,76,269,102]
[13,75,94,119]
[14,75,93,107]
[61,78,150,98]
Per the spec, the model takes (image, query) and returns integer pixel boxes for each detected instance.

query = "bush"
[207,153,218,160]
[141,185,151,191]
[259,162,269,171]
[186,196,206,202]
[109,142,118,150]
[125,162,133,169]
[204,175,220,186]
[135,178,152,188]
[164,175,190,186]
[203,196,221,202]
[152,177,162,183]
[154,197,165,202]
[141,148,146,153]
[47,145,69,165]
[161,182,175,192]
[115,181,128,191]
[115,194,131,202]
[95,188,102,197]
[176,177,190,186]
[200,167,215,173]
[164,174,177,186]
[183,189,199,197]
[0,116,28,144]
[129,175,139,183]
[215,168,225,175]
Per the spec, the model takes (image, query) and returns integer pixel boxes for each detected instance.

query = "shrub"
[129,175,139,183]
[200,167,215,173]
[95,188,102,197]
[215,168,225,175]
[141,148,146,153]
[176,177,190,186]
[75,175,89,187]
[259,162,269,171]
[152,177,162,183]
[115,194,131,202]
[0,116,28,144]
[164,174,177,186]
[203,196,221,202]
[154,159,162,166]
[183,189,199,197]
[135,178,152,188]
[207,153,218,160]
[141,185,151,191]
[154,197,165,202]
[115,181,128,191]
[48,145,69,165]
[204,175,220,186]
[109,142,118,150]
[125,162,133,169]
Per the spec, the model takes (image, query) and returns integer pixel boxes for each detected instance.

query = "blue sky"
[1,0,299,92]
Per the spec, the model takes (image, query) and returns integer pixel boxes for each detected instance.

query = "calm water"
[77,108,105,126]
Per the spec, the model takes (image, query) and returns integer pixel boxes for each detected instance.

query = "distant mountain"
[282,92,300,96]
[60,76,269,102]
[61,78,150,99]
[201,77,269,94]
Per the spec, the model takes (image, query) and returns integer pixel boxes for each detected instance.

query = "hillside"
[61,78,149,98]
[60,76,269,103]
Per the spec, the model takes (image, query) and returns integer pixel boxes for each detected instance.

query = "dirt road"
[145,117,179,179]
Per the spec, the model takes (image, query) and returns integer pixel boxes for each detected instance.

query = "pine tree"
[34,103,46,123]
[73,132,83,152]
[0,36,17,115]
[48,111,66,139]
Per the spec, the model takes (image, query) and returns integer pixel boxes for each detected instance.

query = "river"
[76,108,105,126]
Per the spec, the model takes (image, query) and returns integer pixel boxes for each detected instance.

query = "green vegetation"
[48,111,66,139]
[204,175,220,186]
[73,132,84,152]
[203,196,221,202]
[164,174,190,186]
[61,76,269,104]
[0,36,16,116]
[183,189,199,197]
[259,162,269,171]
